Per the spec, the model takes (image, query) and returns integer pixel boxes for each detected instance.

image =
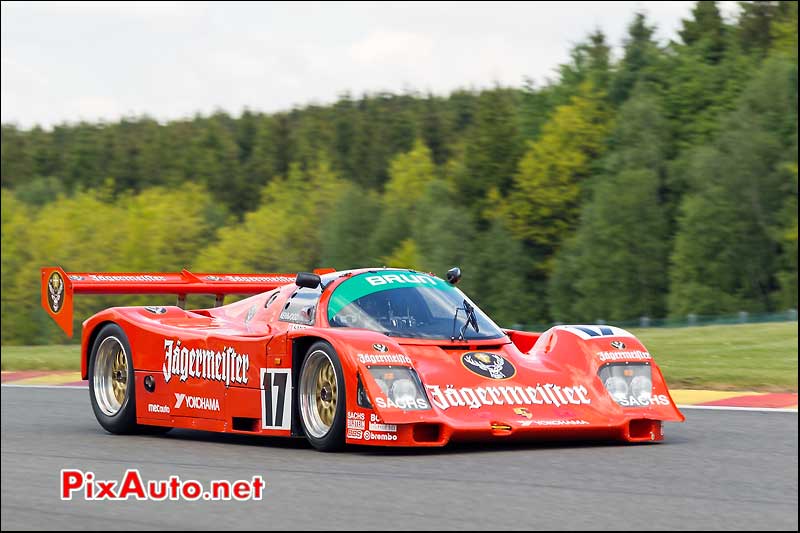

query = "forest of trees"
[1,1,797,344]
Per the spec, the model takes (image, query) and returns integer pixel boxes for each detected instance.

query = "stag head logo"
[47,271,65,314]
[461,352,516,380]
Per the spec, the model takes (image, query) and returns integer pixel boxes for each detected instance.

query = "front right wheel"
[298,341,346,451]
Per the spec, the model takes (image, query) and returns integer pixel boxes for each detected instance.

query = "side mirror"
[446,267,462,285]
[296,272,321,289]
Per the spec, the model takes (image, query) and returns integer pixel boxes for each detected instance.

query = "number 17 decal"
[261,368,292,430]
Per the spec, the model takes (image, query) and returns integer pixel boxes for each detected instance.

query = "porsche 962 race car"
[41,266,684,451]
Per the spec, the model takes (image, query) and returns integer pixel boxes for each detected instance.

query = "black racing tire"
[297,341,346,452]
[88,323,170,435]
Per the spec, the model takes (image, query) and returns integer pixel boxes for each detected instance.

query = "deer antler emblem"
[48,272,64,313]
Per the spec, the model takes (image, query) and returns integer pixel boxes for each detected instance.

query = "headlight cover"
[599,363,653,407]
[367,367,430,410]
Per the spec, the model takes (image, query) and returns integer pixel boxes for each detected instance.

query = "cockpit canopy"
[327,270,504,340]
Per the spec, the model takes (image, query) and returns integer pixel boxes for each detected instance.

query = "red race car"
[41,266,684,451]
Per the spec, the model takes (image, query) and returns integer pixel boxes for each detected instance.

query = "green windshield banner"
[327,270,454,319]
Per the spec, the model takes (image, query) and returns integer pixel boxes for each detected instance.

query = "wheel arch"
[81,319,117,380]
[289,335,333,437]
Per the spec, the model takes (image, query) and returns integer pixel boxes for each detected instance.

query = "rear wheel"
[88,323,169,435]
[298,341,346,451]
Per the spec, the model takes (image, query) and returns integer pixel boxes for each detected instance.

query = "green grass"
[1,344,81,371]
[631,322,798,392]
[1,322,797,391]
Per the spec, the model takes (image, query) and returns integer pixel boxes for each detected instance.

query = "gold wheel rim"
[300,350,339,438]
[111,346,127,405]
[314,359,337,427]
[93,336,129,416]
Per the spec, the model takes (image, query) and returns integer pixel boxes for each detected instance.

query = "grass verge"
[631,322,797,392]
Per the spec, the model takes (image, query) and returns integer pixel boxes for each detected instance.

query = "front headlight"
[630,375,653,402]
[599,363,653,407]
[373,377,390,396]
[367,367,430,410]
[391,378,418,405]
[604,376,629,402]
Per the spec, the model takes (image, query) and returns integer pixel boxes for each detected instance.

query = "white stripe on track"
[678,404,797,413]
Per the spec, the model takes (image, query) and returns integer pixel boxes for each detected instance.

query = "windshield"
[327,270,505,340]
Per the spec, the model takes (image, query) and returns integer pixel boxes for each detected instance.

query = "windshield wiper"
[450,299,480,341]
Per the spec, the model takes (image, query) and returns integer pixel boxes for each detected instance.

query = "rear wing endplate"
[41,266,334,337]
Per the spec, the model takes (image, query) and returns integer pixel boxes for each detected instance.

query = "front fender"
[531,325,684,422]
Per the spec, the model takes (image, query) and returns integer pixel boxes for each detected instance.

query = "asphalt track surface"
[1,387,797,531]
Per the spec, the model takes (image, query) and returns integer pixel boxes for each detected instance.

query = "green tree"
[461,88,523,213]
[549,91,670,322]
[669,57,797,315]
[461,219,536,327]
[679,1,727,63]
[506,82,611,250]
[411,178,474,278]
[195,157,343,273]
[736,0,786,54]
[1,125,32,189]
[611,13,664,104]
[187,115,242,212]
[769,0,798,58]
[369,140,438,260]
[320,184,382,270]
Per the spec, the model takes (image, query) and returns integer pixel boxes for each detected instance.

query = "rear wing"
[41,266,335,337]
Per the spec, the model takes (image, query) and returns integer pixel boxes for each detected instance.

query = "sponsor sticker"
[610,340,626,350]
[617,394,670,407]
[531,419,590,426]
[223,275,295,283]
[357,353,412,365]
[347,428,363,439]
[374,397,430,410]
[426,383,591,411]
[362,430,397,442]
[368,422,397,433]
[174,393,220,412]
[364,273,439,287]
[513,407,532,419]
[89,274,167,282]
[162,339,250,386]
[147,403,170,414]
[279,312,302,322]
[461,352,516,380]
[348,419,366,430]
[597,350,651,362]
[373,343,388,353]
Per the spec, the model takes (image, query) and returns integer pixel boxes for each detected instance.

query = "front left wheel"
[298,341,346,451]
